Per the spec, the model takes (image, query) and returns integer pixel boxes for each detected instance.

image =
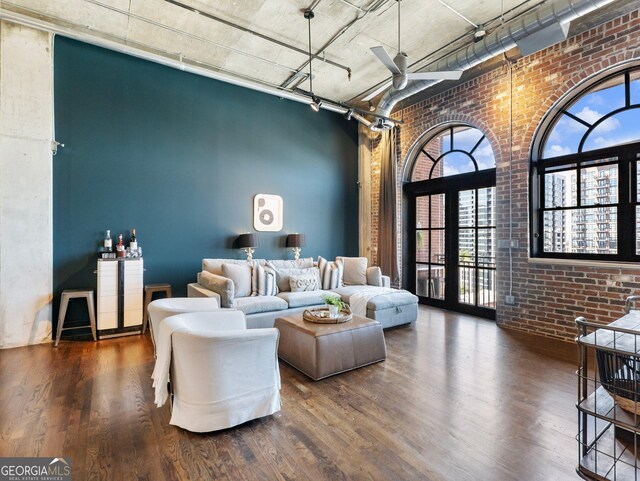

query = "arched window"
[410,125,495,182]
[532,65,640,260]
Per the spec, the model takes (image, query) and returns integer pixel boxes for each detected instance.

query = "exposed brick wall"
[371,11,640,341]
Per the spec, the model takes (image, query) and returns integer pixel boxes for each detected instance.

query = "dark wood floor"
[0,306,579,481]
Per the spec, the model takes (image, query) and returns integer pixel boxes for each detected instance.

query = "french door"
[405,169,496,319]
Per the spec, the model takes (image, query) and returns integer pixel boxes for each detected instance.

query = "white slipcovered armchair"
[154,310,281,432]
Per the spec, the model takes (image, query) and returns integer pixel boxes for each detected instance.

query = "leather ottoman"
[274,313,387,381]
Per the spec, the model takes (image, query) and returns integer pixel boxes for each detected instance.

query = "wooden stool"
[143,283,173,334]
[55,289,97,347]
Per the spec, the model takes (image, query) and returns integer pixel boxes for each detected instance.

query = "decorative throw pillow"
[317,256,344,289]
[289,272,320,292]
[267,264,320,292]
[252,264,279,296]
[221,262,252,298]
[337,256,368,286]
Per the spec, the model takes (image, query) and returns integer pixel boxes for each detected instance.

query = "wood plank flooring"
[0,306,579,480]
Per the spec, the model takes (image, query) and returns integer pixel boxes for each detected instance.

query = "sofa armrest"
[199,271,235,308]
[366,267,391,287]
[187,283,222,304]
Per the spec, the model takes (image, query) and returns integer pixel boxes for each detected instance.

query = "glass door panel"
[430,265,445,300]
[415,193,446,301]
[430,230,445,264]
[430,194,446,228]
[457,187,496,310]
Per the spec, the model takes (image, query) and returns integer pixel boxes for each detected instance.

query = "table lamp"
[238,233,258,261]
[286,233,306,261]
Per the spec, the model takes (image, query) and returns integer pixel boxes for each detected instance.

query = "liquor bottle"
[129,228,138,251]
[116,234,125,251]
[104,230,112,252]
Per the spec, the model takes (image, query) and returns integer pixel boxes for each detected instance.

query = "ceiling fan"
[362,0,463,102]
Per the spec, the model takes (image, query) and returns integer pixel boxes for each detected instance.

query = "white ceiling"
[0,0,634,106]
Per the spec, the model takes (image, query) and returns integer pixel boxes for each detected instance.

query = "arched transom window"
[410,125,495,182]
[532,65,640,260]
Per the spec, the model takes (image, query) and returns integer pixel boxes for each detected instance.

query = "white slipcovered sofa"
[154,310,281,432]
[187,257,418,329]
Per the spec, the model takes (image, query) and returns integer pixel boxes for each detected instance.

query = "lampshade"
[238,233,258,249]
[286,233,306,248]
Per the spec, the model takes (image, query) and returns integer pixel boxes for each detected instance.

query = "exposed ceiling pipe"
[281,0,391,89]
[352,113,373,128]
[162,0,352,76]
[0,7,383,129]
[373,0,616,129]
[83,0,300,75]
[436,0,479,28]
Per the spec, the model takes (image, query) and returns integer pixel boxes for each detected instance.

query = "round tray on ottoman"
[303,306,352,324]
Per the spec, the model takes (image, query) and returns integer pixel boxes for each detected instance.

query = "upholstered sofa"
[187,257,418,329]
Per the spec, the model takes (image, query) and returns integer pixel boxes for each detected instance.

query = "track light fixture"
[304,10,321,112]
[310,95,322,112]
[474,24,487,41]
[369,118,391,132]
[344,108,354,120]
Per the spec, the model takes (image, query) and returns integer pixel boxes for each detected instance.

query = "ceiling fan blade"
[371,46,401,75]
[406,70,464,81]
[361,79,393,102]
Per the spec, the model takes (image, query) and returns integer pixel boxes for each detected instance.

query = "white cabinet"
[97,258,143,337]
[97,260,118,330]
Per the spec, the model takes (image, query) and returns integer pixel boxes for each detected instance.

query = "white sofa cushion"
[267,257,314,269]
[277,290,334,309]
[202,258,265,276]
[235,296,288,315]
[337,256,368,286]
[222,262,252,298]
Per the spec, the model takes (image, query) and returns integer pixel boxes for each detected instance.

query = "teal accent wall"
[53,37,358,325]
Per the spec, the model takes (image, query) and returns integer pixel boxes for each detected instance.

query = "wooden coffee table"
[274,313,387,381]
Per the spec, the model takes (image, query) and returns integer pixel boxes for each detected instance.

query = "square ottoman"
[274,313,386,381]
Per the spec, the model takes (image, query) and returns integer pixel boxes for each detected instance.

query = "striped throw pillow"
[252,264,279,296]
[318,256,344,289]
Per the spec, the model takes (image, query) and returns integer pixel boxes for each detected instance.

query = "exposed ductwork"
[373,0,616,129]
